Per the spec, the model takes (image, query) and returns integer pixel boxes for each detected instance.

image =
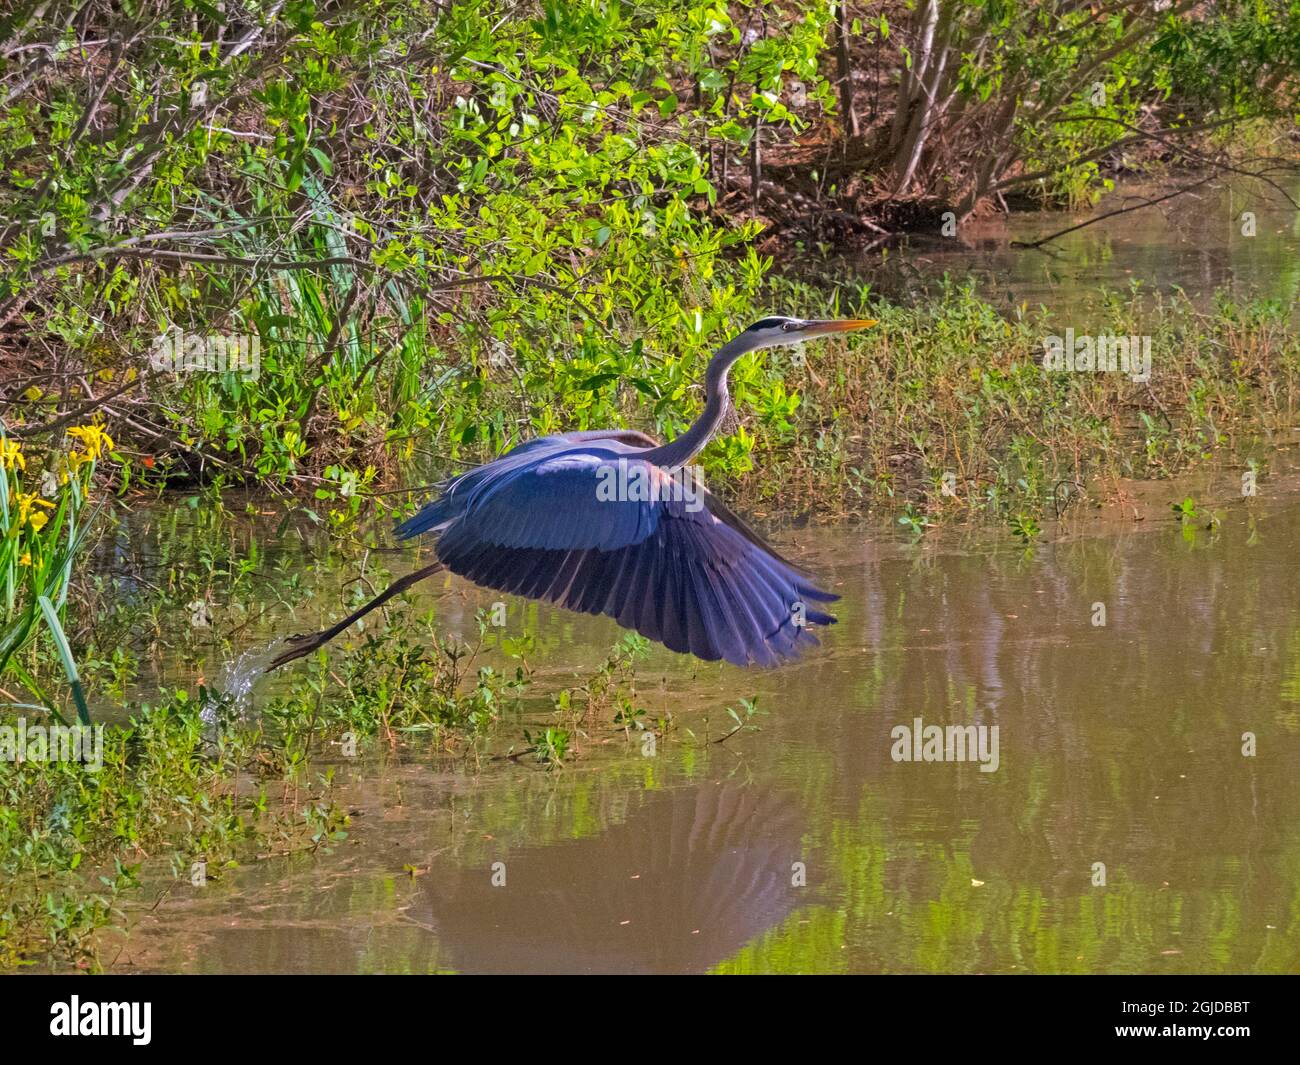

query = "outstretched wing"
[436,500,834,669]
[395,432,661,544]
[397,438,838,667]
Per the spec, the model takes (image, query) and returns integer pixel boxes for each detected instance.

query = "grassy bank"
[735,281,1298,525]
[1,588,659,970]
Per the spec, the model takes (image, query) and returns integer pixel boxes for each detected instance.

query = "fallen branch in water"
[265,560,446,671]
[1011,173,1217,250]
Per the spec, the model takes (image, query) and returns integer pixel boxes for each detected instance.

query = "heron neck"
[637,336,751,469]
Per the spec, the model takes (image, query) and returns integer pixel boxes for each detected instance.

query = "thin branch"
[33,248,368,273]
[8,372,152,437]
[1053,115,1300,211]
[1010,173,1217,249]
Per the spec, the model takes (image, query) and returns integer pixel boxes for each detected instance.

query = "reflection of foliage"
[1279,631,1300,729]
[5,1,1294,506]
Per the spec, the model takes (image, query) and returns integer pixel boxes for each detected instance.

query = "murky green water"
[110,180,1300,974]
[119,462,1300,974]
[861,176,1300,315]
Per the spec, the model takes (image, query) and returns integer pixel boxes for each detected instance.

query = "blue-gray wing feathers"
[395,436,837,667]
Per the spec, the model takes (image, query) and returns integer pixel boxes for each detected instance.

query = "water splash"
[205,642,284,723]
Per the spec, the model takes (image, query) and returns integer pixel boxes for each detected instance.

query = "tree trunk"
[834,2,859,140]
[889,0,939,157]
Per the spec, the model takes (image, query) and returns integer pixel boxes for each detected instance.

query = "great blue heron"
[267,316,876,671]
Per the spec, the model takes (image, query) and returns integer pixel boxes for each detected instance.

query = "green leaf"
[308,147,334,175]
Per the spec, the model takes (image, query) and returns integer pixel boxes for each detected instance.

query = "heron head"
[741,316,878,350]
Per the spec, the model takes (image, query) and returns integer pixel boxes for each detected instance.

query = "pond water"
[118,455,1300,974]
[856,175,1300,316]
[110,179,1300,974]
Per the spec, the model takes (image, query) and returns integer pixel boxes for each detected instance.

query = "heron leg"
[264,560,446,672]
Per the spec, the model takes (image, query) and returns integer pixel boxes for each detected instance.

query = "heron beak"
[801,318,879,337]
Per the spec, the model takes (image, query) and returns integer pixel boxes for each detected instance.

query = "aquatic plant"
[0,423,110,725]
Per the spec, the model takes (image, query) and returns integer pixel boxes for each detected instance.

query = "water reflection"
[121,484,1300,974]
[855,177,1300,316]
[104,178,1300,972]
[416,783,805,974]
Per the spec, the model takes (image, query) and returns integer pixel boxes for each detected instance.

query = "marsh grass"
[0,687,354,970]
[732,281,1298,522]
[0,580,651,970]
[132,275,1298,535]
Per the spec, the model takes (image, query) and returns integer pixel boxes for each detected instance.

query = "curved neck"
[637,333,754,468]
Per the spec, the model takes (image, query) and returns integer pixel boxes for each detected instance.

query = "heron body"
[394,317,876,667]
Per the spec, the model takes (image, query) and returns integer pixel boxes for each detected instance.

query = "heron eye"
[782,320,799,331]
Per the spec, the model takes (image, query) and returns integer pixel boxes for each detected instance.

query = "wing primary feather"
[680,527,746,665]
[705,553,769,665]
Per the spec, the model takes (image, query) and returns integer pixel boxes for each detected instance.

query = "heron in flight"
[268,316,876,671]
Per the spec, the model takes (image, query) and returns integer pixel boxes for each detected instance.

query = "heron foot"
[264,631,328,672]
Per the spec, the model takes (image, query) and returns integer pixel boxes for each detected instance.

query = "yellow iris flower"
[66,424,115,462]
[0,439,24,471]
[16,491,55,531]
